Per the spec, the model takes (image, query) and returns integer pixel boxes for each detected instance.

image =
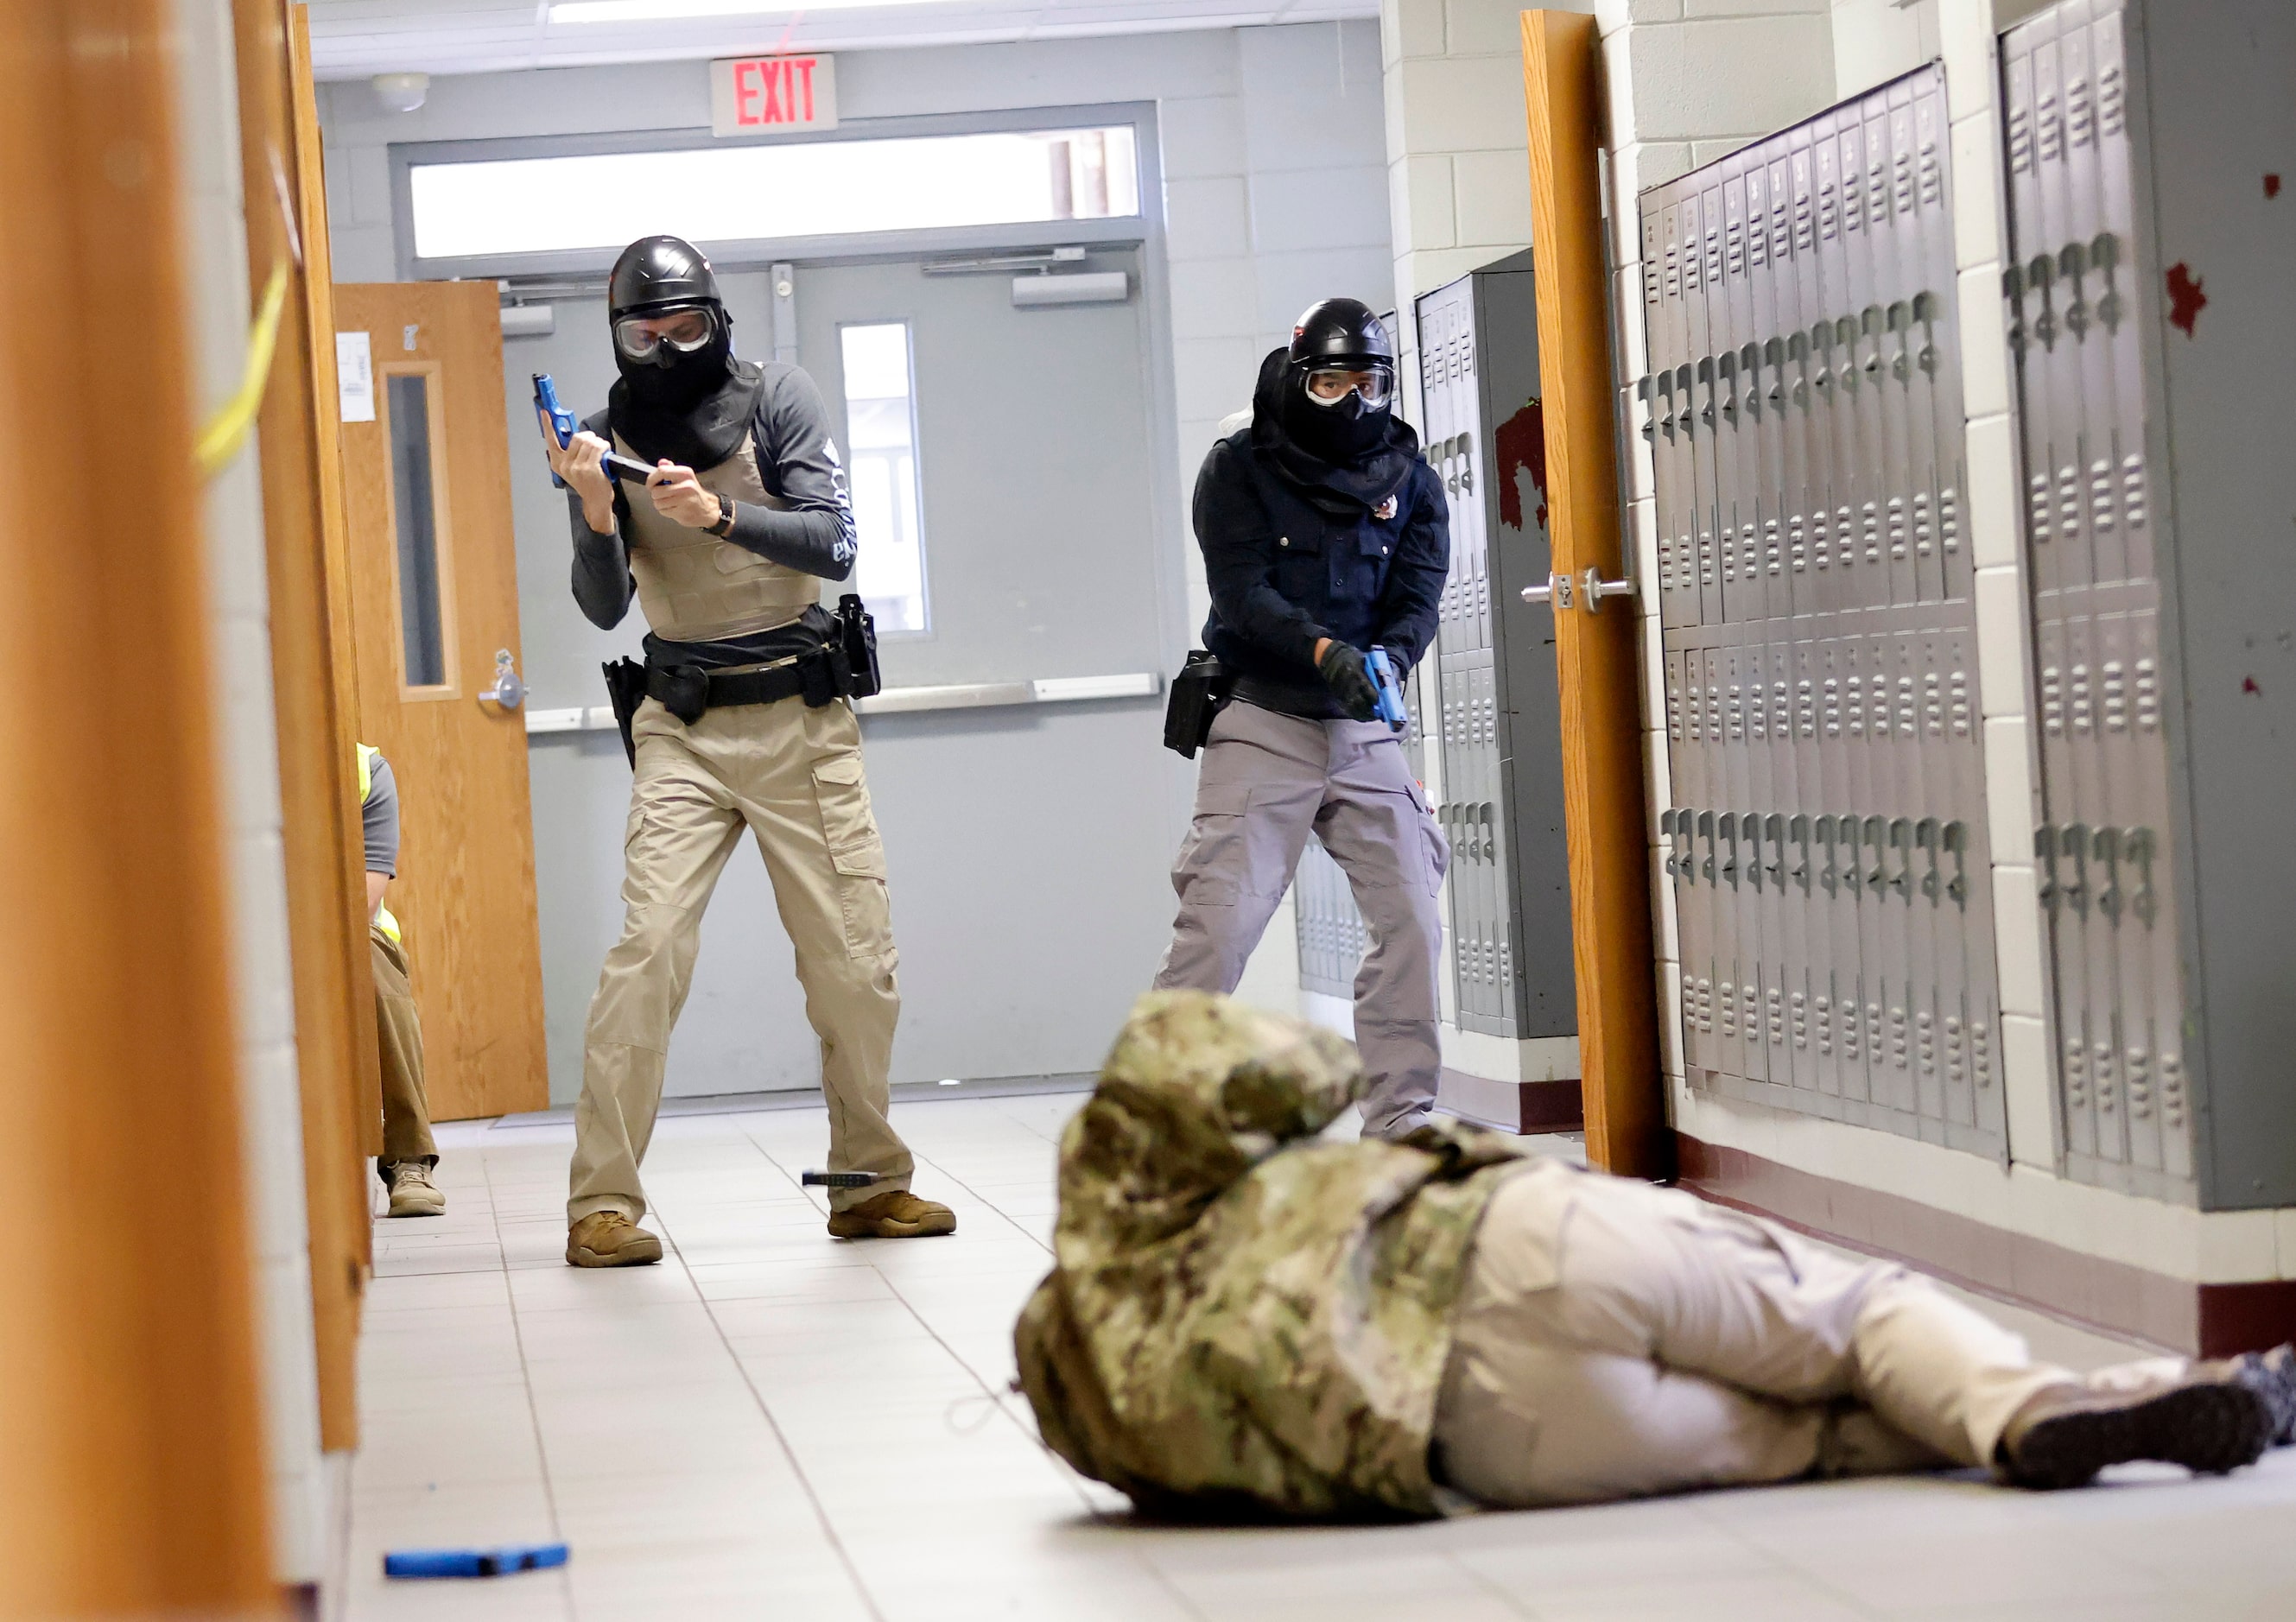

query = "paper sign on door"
[337,331,375,422]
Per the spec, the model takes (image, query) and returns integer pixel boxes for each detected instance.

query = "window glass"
[839,323,926,634]
[409,125,1140,262]
[385,372,449,687]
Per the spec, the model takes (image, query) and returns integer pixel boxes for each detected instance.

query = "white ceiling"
[304,0,1376,81]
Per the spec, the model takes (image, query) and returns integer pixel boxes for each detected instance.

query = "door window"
[838,322,928,634]
[383,369,454,691]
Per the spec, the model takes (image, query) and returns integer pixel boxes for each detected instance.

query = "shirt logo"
[1373,495,1399,522]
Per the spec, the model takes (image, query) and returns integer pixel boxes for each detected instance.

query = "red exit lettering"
[733,57,820,127]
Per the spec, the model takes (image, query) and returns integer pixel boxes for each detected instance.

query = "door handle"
[480,647,526,710]
[1522,567,1639,613]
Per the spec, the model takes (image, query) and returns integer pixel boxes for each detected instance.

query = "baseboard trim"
[1439,1069,1583,1135]
[1674,1133,2296,1357]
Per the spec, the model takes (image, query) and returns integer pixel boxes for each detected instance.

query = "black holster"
[601,658,648,768]
[836,593,882,699]
[1164,650,1231,759]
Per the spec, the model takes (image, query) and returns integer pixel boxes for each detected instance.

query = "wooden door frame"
[0,0,278,1608]
[1521,10,1671,1179]
[234,0,377,1452]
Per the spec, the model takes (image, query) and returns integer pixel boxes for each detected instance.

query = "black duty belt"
[644,643,855,725]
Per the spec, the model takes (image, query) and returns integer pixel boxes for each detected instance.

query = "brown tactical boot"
[566,1211,664,1268]
[381,1158,446,1219]
[828,1189,956,1239]
[1999,1361,2273,1489]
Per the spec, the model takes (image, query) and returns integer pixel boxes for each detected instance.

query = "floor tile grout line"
[479,1146,575,1618]
[649,1190,891,1622]
[1684,1494,1895,1619]
[1443,1548,1544,1620]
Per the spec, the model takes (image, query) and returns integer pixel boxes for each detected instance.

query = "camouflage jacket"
[1013,992,1526,1520]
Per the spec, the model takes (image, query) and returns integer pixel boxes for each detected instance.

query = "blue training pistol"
[385,1543,569,1580]
[530,373,656,488]
[1365,647,1409,733]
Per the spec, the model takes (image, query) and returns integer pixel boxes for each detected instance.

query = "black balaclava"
[605,235,765,472]
[1249,349,1420,515]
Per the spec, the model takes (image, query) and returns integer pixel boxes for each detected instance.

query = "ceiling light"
[550,0,957,21]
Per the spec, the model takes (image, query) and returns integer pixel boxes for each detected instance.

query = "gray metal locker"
[1638,63,2005,1159]
[2001,0,2296,1208]
[1412,257,1577,1041]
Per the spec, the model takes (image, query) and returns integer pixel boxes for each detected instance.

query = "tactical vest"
[614,431,820,643]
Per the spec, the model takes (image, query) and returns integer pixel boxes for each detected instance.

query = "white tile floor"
[346,1093,2296,1621]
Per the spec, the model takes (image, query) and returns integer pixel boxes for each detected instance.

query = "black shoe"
[2234,1344,2296,1446]
[2000,1362,2274,1490]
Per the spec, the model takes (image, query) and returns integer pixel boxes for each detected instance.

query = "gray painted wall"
[319,23,1393,1101]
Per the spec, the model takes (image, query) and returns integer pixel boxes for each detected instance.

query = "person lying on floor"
[1014,991,2294,1518]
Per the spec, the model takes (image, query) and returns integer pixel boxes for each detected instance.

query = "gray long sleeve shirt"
[568,363,858,656]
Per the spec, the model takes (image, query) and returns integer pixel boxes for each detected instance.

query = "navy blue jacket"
[1194,427,1449,716]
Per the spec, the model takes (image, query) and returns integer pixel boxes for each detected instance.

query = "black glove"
[1315,639,1380,722]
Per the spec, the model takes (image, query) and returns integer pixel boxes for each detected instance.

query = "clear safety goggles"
[1303,364,1394,409]
[613,307,716,361]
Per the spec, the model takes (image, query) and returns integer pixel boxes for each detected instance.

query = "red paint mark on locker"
[2166,263,2208,337]
[1494,396,1550,534]
[2243,675,2262,695]
[2267,174,2283,199]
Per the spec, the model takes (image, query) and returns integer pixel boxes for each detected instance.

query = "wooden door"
[1521,11,1669,1178]
[334,282,547,1120]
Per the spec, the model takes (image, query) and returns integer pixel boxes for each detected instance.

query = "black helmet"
[608,235,728,369]
[1288,298,1394,373]
[608,234,722,320]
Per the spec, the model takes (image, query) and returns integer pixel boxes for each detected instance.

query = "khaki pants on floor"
[1152,700,1449,1137]
[569,694,909,1224]
[1432,1169,2109,1507]
[371,924,436,1165]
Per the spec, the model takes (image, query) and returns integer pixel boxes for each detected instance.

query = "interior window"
[838,322,927,635]
[408,125,1140,262]
[384,371,450,687]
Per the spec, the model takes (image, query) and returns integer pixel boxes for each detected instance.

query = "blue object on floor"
[384,1543,569,1579]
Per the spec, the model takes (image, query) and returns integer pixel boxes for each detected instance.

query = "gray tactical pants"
[1152,699,1449,1137]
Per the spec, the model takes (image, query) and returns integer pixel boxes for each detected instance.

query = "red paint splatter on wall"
[1494,396,1549,534]
[2166,262,2208,337]
[2267,174,2282,199]
[2244,675,2262,695]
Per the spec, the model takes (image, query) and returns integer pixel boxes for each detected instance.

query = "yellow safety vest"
[356,743,403,946]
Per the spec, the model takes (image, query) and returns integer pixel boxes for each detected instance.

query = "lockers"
[1638,64,2007,1157]
[2001,0,2296,1207]
[1414,259,1577,1040]
[1293,840,1367,1000]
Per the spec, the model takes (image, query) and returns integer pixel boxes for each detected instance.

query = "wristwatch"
[705,492,736,537]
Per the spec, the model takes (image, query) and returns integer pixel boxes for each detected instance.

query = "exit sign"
[711,54,837,137]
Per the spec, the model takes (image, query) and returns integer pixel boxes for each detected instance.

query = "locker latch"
[1788,814,1812,895]
[1717,352,1739,424]
[2124,825,2155,925]
[1915,816,1942,902]
[2059,240,2090,340]
[1815,814,1840,897]
[2091,824,2122,923]
[2058,821,2090,915]
[2034,822,2058,909]
[1718,813,1741,889]
[1943,820,1969,907]
[2090,231,2124,333]
[1863,815,1890,897]
[1763,813,1786,890]
[1697,811,1717,884]
[1887,817,1914,898]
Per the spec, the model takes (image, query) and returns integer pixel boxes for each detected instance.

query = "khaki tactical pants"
[1152,700,1449,1137]
[1432,1169,2129,1507]
[371,924,437,1165]
[570,695,909,1224]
